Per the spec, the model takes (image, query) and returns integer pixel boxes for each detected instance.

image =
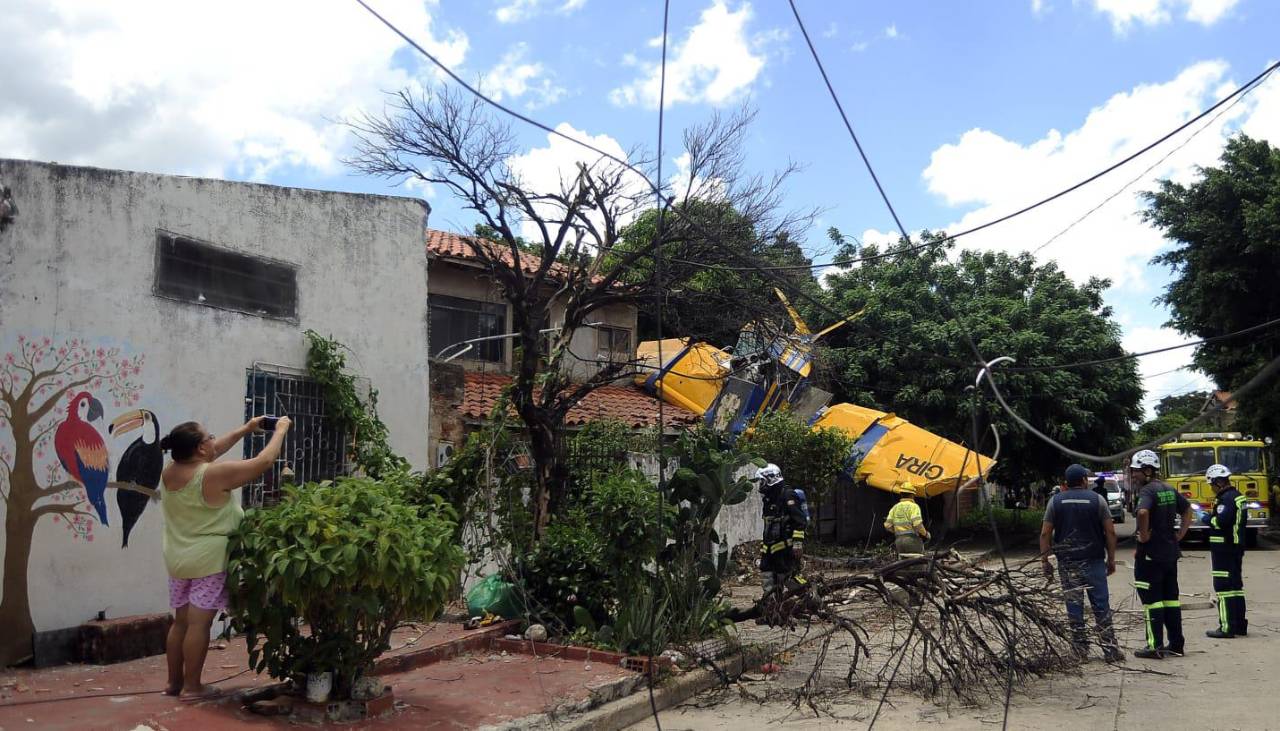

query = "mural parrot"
[54,391,111,524]
[110,409,163,548]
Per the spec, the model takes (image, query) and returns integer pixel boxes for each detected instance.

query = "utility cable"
[1004,315,1280,372]
[662,58,1280,273]
[647,1,671,728]
[982,352,1280,462]
[1031,65,1274,256]
[785,4,1016,727]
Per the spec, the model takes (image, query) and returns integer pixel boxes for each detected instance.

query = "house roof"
[427,229,588,281]
[460,371,700,429]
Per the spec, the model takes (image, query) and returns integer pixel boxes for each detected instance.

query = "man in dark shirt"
[1130,449,1193,659]
[1041,464,1123,662]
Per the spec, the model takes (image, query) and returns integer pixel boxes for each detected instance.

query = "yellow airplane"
[635,292,994,498]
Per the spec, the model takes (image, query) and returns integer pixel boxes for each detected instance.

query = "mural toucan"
[110,409,162,547]
[53,392,110,524]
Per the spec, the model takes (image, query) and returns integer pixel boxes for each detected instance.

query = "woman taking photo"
[158,415,291,699]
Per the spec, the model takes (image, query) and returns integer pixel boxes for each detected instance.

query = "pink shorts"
[168,572,228,611]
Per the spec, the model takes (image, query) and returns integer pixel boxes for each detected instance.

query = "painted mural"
[0,335,157,665]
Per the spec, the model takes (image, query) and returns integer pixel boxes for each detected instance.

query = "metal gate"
[241,362,352,508]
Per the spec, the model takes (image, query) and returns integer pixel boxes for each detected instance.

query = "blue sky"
[4,0,1278,415]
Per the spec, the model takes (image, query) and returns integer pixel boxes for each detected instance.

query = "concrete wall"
[0,159,429,646]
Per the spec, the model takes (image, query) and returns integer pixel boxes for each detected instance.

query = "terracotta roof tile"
[427,229,587,281]
[460,371,699,429]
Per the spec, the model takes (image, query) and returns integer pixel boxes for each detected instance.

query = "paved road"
[643,525,1279,731]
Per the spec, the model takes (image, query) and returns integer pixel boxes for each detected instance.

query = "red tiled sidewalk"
[0,623,638,730]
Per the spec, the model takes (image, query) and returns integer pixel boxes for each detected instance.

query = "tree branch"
[42,480,160,501]
[32,502,98,522]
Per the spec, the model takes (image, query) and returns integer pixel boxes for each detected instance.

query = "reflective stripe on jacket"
[884,499,924,536]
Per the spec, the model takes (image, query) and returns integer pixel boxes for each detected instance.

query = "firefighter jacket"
[1201,486,1247,551]
[884,498,925,537]
[761,481,808,554]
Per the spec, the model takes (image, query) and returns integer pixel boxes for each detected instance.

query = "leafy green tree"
[615,202,821,348]
[816,233,1143,487]
[738,410,855,510]
[1132,391,1213,447]
[1145,134,1280,439]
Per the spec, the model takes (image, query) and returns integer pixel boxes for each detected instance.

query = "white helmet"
[1205,464,1232,481]
[756,463,783,486]
[1129,450,1160,470]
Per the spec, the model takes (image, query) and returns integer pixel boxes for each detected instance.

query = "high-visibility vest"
[885,500,924,536]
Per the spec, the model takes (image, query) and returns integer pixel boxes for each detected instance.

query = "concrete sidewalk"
[0,622,639,730]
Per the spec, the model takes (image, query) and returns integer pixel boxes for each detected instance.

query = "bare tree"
[346,88,813,535]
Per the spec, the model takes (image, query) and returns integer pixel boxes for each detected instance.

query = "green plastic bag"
[466,574,522,619]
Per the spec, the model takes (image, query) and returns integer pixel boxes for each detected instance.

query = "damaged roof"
[460,371,700,429]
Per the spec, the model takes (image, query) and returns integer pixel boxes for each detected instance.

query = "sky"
[3,0,1278,418]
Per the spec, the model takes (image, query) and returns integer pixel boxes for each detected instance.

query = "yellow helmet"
[895,481,917,496]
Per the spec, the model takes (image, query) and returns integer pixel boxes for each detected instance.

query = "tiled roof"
[427,229,585,281]
[460,371,700,429]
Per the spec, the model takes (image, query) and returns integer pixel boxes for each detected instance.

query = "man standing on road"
[1203,463,1249,638]
[1130,449,1193,659]
[884,481,929,557]
[1041,464,1124,662]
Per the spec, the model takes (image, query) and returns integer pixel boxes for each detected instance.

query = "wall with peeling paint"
[0,159,430,661]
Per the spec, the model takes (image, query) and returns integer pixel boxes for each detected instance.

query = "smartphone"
[260,416,280,431]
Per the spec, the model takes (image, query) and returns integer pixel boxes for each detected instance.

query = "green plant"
[738,410,855,511]
[304,330,408,479]
[958,504,1046,537]
[227,477,463,699]
[521,517,613,629]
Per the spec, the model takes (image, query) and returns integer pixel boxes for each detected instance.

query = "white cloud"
[1031,0,1049,15]
[0,0,468,180]
[1091,0,1239,31]
[495,0,587,23]
[1124,325,1216,418]
[850,41,870,53]
[479,43,567,110]
[609,0,778,109]
[506,123,646,240]
[884,24,900,39]
[922,60,1280,289]
[822,22,839,38]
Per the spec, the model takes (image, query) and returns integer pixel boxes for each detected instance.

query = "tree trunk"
[1,457,39,666]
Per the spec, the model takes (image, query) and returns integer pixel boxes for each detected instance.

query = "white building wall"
[0,159,429,639]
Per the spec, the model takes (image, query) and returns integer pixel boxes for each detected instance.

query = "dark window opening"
[242,366,350,508]
[429,294,507,362]
[154,231,297,319]
[596,325,632,362]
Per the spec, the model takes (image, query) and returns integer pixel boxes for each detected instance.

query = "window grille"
[429,294,507,362]
[241,364,352,508]
[154,231,298,319]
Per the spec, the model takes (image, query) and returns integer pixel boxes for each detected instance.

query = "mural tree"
[0,335,152,665]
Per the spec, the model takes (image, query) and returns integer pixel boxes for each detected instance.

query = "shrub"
[739,410,855,510]
[227,477,464,699]
[959,504,1046,537]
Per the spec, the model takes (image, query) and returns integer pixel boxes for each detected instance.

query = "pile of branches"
[721,550,1092,707]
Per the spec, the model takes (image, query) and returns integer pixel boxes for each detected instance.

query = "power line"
[1005,315,1280,372]
[664,58,1280,274]
[1031,66,1275,256]
[647,1,671,728]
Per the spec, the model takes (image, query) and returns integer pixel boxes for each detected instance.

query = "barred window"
[429,294,507,362]
[242,366,351,508]
[595,325,632,361]
[154,231,297,319]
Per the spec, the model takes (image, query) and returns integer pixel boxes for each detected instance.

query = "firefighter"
[757,463,808,609]
[1203,463,1248,638]
[1130,449,1193,659]
[884,481,929,557]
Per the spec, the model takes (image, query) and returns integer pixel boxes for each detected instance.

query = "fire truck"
[1157,432,1272,547]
